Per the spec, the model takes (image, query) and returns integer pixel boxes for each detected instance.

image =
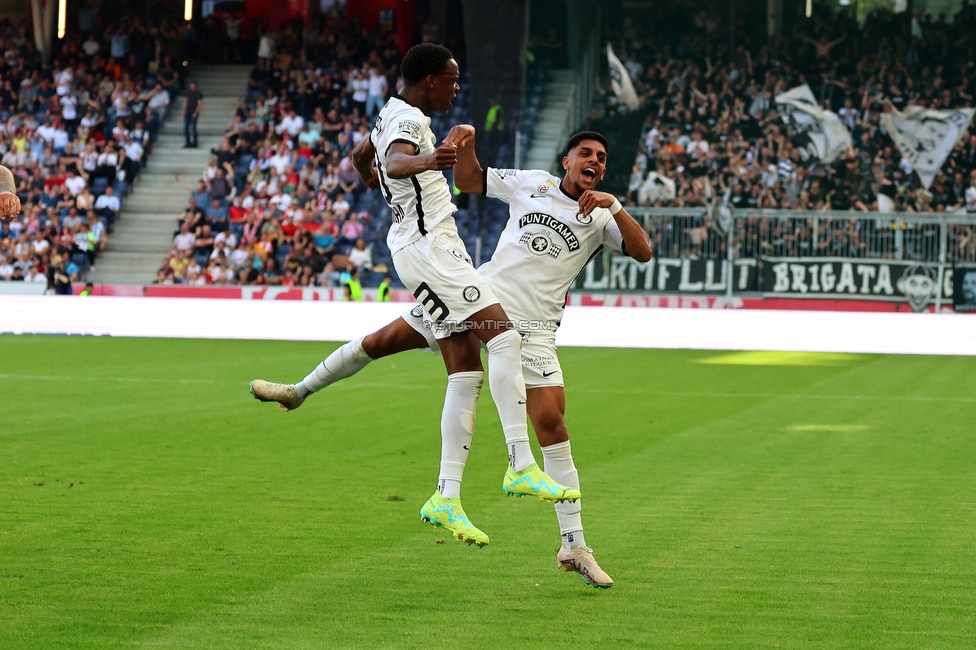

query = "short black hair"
[400,43,454,85]
[565,131,609,156]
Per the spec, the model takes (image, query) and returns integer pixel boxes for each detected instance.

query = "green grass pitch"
[2,335,975,648]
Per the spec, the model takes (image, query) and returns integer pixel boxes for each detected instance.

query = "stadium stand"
[153,19,477,288]
[0,12,192,287]
[596,7,976,218]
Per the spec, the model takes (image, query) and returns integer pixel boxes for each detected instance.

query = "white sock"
[484,329,534,471]
[542,441,585,549]
[297,337,372,397]
[437,371,483,499]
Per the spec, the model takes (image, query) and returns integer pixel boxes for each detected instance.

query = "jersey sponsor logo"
[520,231,562,258]
[462,285,481,302]
[537,182,550,194]
[517,212,581,252]
[413,282,450,322]
[396,119,422,139]
[373,115,384,134]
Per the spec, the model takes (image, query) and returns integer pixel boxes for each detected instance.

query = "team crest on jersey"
[520,231,562,258]
[462,285,481,302]
[575,211,593,225]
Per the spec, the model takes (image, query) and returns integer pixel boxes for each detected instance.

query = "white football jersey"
[370,96,457,253]
[479,168,625,330]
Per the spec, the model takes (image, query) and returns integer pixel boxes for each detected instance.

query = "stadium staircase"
[89,65,251,285]
[522,69,576,174]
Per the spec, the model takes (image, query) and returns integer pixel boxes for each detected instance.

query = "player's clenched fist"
[444,124,475,148]
[577,190,617,216]
[0,191,20,219]
[428,141,458,170]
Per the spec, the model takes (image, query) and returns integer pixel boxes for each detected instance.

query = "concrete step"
[106,238,174,254]
[123,200,188,214]
[139,161,212,175]
[145,150,213,163]
[114,215,181,228]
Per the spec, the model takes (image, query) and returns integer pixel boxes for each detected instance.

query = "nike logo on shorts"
[542,370,557,377]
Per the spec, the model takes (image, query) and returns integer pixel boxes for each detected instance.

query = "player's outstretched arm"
[0,164,21,219]
[386,141,456,179]
[578,190,652,262]
[450,125,484,194]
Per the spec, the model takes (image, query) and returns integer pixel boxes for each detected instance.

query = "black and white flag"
[881,106,976,189]
[775,85,852,164]
[607,43,640,111]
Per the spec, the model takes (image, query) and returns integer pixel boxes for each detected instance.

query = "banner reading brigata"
[761,257,953,312]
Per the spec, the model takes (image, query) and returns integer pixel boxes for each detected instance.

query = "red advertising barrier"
[58,284,956,312]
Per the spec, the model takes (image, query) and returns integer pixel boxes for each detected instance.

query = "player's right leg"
[521,332,611,588]
[421,330,489,546]
[249,315,431,410]
[527,386,612,588]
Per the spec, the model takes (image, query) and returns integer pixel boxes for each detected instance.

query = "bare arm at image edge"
[0,164,21,218]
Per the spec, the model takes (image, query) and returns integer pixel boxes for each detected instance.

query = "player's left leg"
[249,316,430,410]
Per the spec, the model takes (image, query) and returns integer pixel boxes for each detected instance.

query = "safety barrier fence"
[574,208,976,312]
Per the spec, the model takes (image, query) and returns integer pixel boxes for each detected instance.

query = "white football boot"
[249,380,306,411]
[557,545,613,589]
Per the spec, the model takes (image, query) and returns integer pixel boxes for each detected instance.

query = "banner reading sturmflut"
[606,43,640,111]
[775,85,852,164]
[881,106,976,189]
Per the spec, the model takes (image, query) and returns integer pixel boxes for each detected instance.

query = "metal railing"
[590,208,976,310]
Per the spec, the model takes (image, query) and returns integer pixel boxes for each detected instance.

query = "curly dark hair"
[565,131,609,156]
[400,43,454,85]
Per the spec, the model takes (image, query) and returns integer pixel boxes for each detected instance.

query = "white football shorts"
[392,219,498,340]
[401,307,564,389]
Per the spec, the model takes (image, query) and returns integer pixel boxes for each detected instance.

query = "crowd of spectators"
[606,4,976,262]
[0,10,191,288]
[155,16,470,287]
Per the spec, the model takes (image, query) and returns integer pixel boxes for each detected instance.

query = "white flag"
[637,171,675,205]
[881,106,976,189]
[775,84,852,164]
[607,43,640,111]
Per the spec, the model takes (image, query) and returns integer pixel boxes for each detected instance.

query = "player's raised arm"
[578,190,652,262]
[385,141,457,179]
[0,164,21,219]
[449,125,483,194]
